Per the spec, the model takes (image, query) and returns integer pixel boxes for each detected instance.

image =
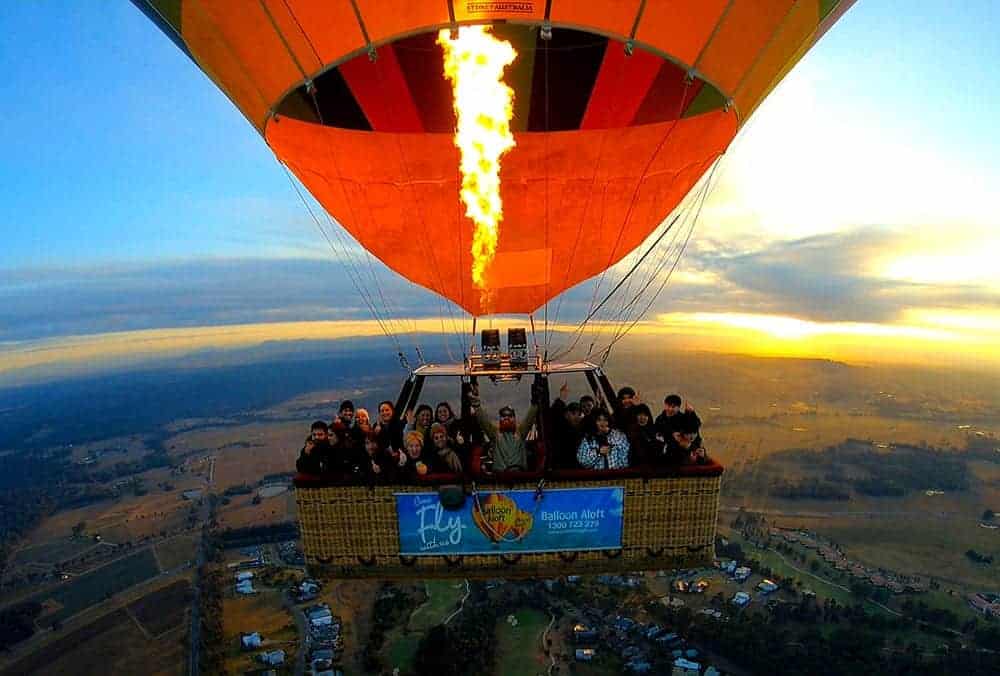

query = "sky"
[1,1,999,384]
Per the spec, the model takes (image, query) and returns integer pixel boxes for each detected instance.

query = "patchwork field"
[0,606,185,676]
[127,579,192,637]
[166,421,304,489]
[154,533,199,570]
[31,548,161,627]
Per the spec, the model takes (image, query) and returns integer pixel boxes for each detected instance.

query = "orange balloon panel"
[267,112,736,316]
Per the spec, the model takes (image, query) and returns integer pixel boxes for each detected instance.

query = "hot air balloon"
[133,0,855,579]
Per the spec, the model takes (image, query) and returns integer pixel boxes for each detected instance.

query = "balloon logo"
[473,493,533,543]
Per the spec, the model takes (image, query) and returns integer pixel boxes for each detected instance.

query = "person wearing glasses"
[470,387,537,472]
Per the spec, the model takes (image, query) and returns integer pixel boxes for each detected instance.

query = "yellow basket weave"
[295,474,721,579]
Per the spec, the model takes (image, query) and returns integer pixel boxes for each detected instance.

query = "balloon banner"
[394,487,624,555]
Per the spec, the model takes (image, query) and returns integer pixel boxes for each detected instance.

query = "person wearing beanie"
[470,384,537,472]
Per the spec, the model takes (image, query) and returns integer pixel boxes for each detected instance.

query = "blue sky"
[1,1,999,379]
[1,1,997,268]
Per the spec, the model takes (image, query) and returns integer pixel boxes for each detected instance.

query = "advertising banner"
[395,486,624,555]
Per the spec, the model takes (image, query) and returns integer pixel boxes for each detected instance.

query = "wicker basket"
[295,469,721,579]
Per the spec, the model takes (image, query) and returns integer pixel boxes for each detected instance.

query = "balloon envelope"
[134,0,854,315]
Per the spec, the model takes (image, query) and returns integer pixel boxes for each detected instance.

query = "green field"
[382,580,467,672]
[12,537,99,566]
[34,548,161,626]
[408,580,466,632]
[495,608,550,676]
[384,629,422,674]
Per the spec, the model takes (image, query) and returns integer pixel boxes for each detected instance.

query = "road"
[187,498,210,676]
[283,594,309,676]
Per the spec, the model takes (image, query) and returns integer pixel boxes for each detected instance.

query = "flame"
[437,26,517,306]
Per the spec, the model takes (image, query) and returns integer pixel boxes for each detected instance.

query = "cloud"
[660,226,1000,324]
[0,258,444,342]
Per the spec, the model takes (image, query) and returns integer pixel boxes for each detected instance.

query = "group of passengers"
[551,385,707,471]
[295,385,708,480]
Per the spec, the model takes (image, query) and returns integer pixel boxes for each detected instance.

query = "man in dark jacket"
[661,410,707,465]
[296,421,336,475]
[654,394,701,448]
[550,383,585,468]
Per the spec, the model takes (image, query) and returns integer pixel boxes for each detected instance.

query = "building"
[758,579,779,594]
[672,657,701,675]
[258,650,285,666]
[733,566,751,582]
[572,624,598,643]
[235,580,255,595]
[732,591,751,607]
[235,571,254,582]
[240,632,262,650]
[575,648,595,662]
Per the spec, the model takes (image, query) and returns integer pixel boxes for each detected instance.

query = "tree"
[982,509,995,522]
[72,521,86,536]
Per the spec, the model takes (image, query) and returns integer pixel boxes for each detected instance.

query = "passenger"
[435,401,458,433]
[356,407,372,434]
[577,410,630,470]
[626,403,661,465]
[579,395,596,418]
[331,400,365,450]
[471,390,537,472]
[373,400,403,452]
[405,404,434,436]
[429,423,463,474]
[654,394,702,451]
[364,432,387,478]
[296,421,335,475]
[663,410,708,465]
[615,386,641,428]
[397,430,430,480]
[550,382,585,468]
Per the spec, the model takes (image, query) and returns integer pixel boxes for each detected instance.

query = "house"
[258,649,285,666]
[572,624,598,643]
[235,571,254,582]
[240,632,262,650]
[644,624,664,639]
[722,560,737,574]
[626,660,652,673]
[298,579,320,594]
[657,632,682,648]
[705,667,721,676]
[236,580,255,595]
[672,657,701,674]
[612,616,636,632]
[566,575,581,584]
[575,648,595,662]
[733,566,751,582]
[732,591,751,607]
[692,579,711,593]
[757,579,779,594]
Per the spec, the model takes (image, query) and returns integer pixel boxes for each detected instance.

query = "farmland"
[127,579,192,637]
[31,548,161,626]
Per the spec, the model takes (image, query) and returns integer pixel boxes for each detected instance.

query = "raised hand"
[559,382,569,401]
[684,401,694,413]
[405,408,415,425]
